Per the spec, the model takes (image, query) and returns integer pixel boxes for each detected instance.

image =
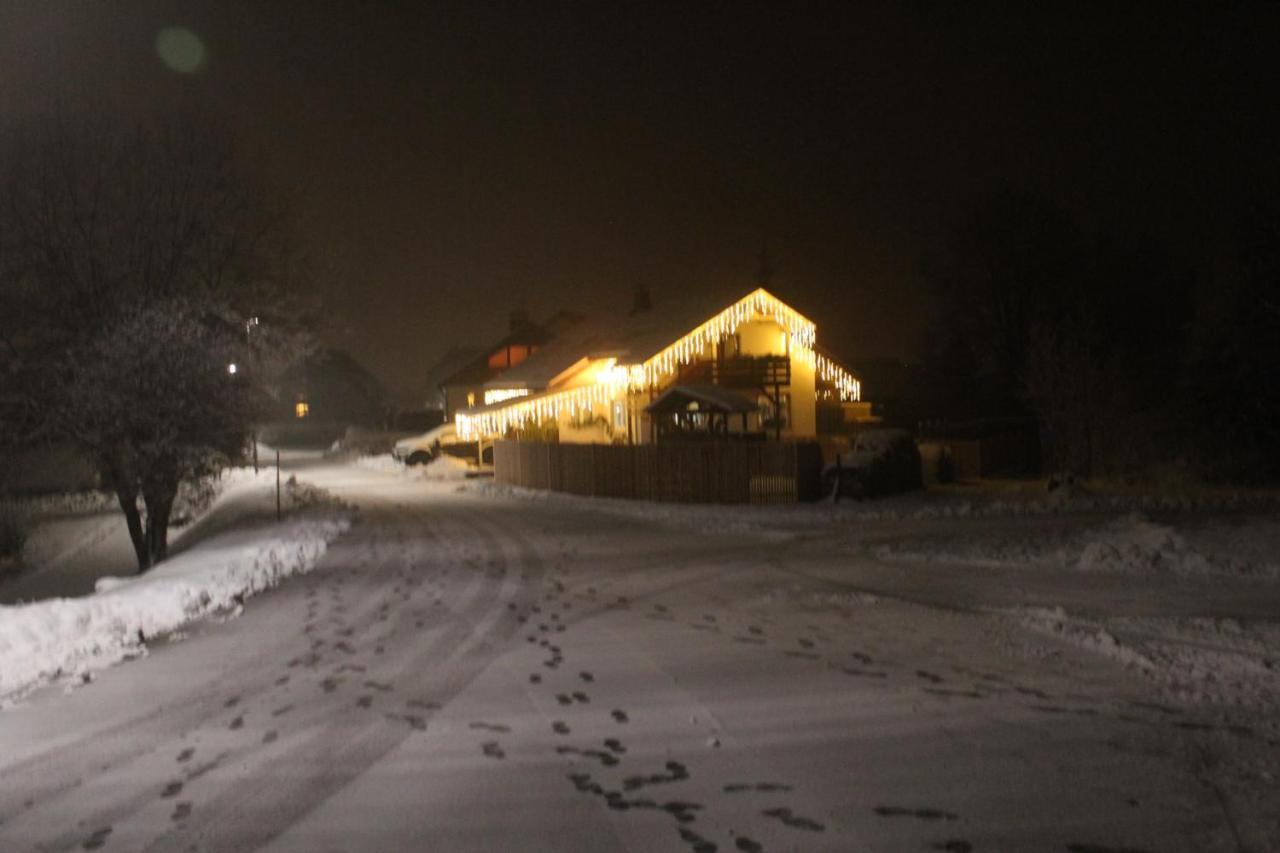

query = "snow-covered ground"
[0,469,353,702]
[0,462,1276,852]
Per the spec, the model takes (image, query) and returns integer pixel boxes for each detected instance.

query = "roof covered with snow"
[484,285,813,391]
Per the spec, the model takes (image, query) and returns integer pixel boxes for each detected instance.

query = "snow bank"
[876,513,1279,579]
[1011,607,1280,713]
[1072,514,1214,575]
[0,499,352,703]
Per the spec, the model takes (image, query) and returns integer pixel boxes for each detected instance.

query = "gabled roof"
[440,317,569,387]
[485,286,815,391]
[424,345,485,391]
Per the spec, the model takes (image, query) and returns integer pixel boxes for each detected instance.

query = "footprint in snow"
[385,713,428,731]
[356,695,374,709]
[931,841,973,852]
[161,780,183,798]
[622,761,688,791]
[873,806,958,821]
[735,837,764,852]
[579,671,594,683]
[481,741,506,760]
[678,826,717,852]
[762,807,825,831]
[224,696,240,708]
[228,715,244,731]
[915,670,945,684]
[553,721,571,735]
[572,691,590,703]
[611,709,629,723]
[81,827,112,849]
[555,746,619,767]
[170,802,193,822]
[176,748,195,763]
[469,722,512,733]
[262,730,278,744]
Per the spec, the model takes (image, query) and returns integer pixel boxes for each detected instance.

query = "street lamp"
[244,315,261,472]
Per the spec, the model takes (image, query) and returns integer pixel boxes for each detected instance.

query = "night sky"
[3,3,1277,404]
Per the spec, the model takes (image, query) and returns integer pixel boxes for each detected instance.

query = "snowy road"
[1,463,1276,851]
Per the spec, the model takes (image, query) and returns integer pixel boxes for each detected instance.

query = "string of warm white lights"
[483,388,530,405]
[456,288,859,439]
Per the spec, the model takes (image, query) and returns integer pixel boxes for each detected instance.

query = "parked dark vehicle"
[823,429,923,499]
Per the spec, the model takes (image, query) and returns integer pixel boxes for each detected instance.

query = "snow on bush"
[0,506,351,703]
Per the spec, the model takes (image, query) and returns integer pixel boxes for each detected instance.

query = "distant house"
[456,287,870,445]
[421,344,485,414]
[278,348,387,426]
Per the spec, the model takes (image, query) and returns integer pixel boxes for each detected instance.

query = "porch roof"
[644,384,759,415]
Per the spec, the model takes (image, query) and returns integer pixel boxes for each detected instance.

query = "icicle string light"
[815,352,860,402]
[456,288,858,439]
[628,288,815,389]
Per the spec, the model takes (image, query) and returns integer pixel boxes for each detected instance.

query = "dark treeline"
[920,188,1280,484]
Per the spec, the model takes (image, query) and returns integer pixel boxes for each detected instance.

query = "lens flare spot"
[155,26,207,74]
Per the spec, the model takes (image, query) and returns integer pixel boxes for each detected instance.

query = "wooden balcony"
[676,355,790,389]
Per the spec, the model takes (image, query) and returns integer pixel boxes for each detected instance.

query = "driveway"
[0,462,1273,852]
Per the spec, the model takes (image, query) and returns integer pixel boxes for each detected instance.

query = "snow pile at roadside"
[1011,607,1280,713]
[357,453,471,481]
[1013,606,1156,671]
[0,503,352,703]
[1071,514,1214,575]
[874,513,1279,580]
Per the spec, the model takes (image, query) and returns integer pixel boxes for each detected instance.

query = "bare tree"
[0,110,311,569]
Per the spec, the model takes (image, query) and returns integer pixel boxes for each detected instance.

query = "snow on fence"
[493,441,823,503]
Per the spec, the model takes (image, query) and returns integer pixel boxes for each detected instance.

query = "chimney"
[631,284,652,315]
[509,306,530,332]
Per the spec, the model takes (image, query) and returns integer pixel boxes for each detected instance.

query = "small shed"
[645,384,759,441]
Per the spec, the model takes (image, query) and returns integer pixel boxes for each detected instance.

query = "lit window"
[612,401,626,429]
[295,401,310,419]
[467,391,476,407]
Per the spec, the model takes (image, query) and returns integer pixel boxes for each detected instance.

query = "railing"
[676,355,790,389]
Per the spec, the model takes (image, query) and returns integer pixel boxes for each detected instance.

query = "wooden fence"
[493,441,824,504]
